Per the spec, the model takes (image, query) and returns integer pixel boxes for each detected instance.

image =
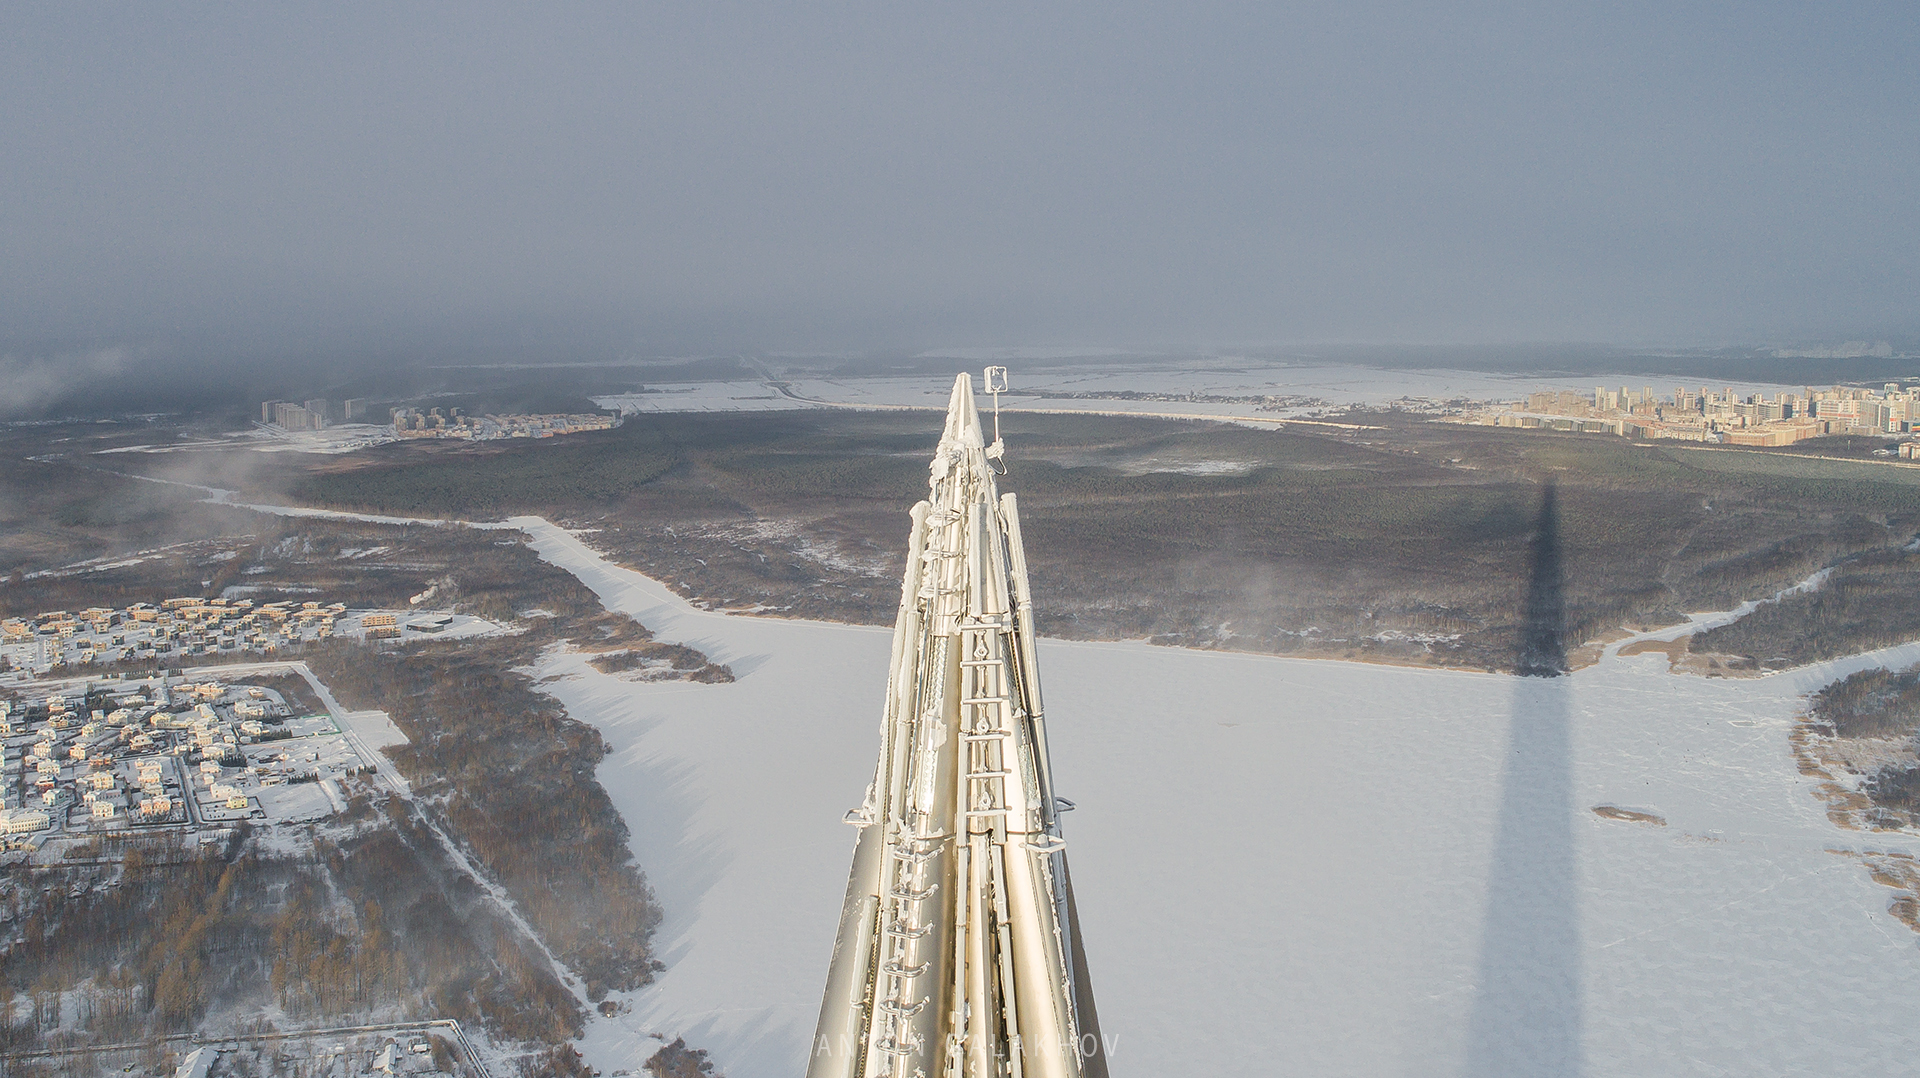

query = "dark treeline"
[587,641,732,681]
[644,1038,722,1078]
[1692,545,1920,666]
[485,410,1920,672]
[0,515,690,644]
[59,404,1920,674]
[1,516,483,620]
[245,672,325,715]
[1809,665,1920,740]
[299,525,730,1000]
[289,429,682,520]
[18,401,1920,672]
[1,811,581,1060]
[310,636,665,1000]
[1807,664,1920,833]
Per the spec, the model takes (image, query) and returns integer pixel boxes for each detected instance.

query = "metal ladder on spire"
[875,832,937,1063]
[960,627,1016,831]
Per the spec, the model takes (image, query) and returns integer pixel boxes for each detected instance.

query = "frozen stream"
[503,516,1920,1078]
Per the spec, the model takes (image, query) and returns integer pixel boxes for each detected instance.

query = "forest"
[278,408,1920,673]
[1690,543,1920,666]
[1,814,581,1064]
[288,431,682,520]
[1804,664,1920,833]
[19,403,1920,674]
[1808,664,1920,740]
[309,635,667,1001]
[295,523,728,999]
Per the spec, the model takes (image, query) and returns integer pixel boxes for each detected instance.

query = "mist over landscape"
[7,7,1920,1078]
[5,2,1919,419]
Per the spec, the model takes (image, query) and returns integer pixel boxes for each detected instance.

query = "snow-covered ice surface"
[593,363,1807,425]
[594,383,817,414]
[508,516,1920,1078]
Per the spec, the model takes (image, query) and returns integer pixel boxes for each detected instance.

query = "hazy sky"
[4,3,1917,361]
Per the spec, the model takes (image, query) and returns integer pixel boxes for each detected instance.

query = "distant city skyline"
[1461,378,1920,447]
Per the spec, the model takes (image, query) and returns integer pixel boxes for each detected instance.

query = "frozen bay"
[592,362,1807,428]
[508,516,1920,1077]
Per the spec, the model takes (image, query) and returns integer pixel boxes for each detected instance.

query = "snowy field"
[505,517,1920,1078]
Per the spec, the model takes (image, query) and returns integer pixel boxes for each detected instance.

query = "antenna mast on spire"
[984,365,1008,464]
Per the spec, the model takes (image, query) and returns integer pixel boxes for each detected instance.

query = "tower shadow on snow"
[1515,481,1569,678]
[1462,482,1583,1076]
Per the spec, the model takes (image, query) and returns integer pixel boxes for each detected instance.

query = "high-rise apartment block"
[1506,379,1920,444]
[261,401,327,431]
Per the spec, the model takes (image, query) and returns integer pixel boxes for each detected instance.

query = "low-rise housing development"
[0,596,497,676]
[0,598,343,673]
[1,671,386,848]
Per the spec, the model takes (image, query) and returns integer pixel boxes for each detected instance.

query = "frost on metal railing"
[809,372,1107,1078]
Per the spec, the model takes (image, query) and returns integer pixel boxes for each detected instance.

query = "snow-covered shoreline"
[510,515,1920,1078]
[140,490,1920,1076]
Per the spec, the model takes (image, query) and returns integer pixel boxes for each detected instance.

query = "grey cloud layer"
[2,3,1915,356]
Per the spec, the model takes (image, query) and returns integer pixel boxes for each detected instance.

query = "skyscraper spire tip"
[939,372,985,451]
